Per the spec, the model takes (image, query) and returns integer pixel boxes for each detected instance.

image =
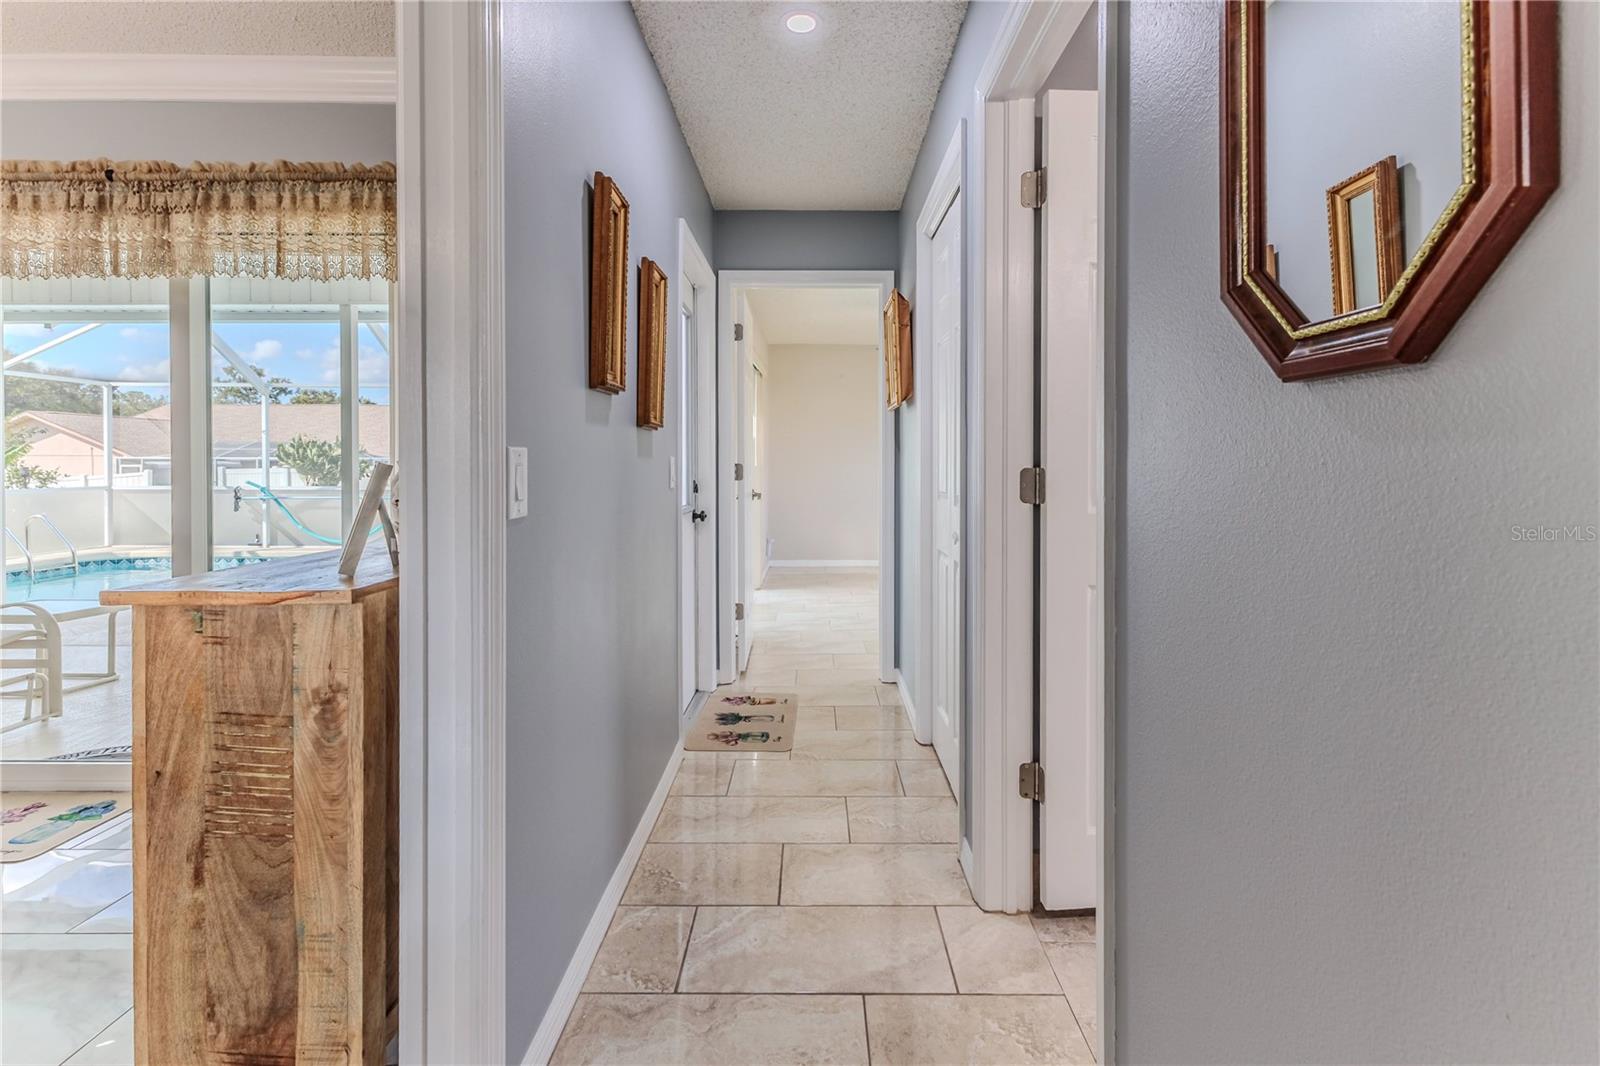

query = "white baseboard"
[768,559,878,568]
[520,740,686,1065]
[897,668,930,746]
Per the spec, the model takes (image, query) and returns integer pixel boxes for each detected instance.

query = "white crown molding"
[1,53,396,103]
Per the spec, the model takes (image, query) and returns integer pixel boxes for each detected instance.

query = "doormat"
[684,693,797,752]
[1,791,130,862]
[48,745,133,762]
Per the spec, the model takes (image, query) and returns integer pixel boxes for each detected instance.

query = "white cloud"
[3,323,50,338]
[119,327,143,339]
[247,339,283,361]
[358,352,389,386]
[319,345,343,384]
[118,359,170,382]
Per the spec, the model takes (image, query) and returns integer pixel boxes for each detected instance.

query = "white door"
[679,261,716,717]
[678,302,701,714]
[745,362,767,597]
[1038,89,1100,910]
[737,360,764,672]
[929,191,964,787]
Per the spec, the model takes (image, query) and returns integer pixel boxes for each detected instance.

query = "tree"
[276,434,373,487]
[114,390,165,415]
[4,345,166,416]
[213,364,294,404]
[3,376,167,417]
[289,388,340,404]
[4,426,62,489]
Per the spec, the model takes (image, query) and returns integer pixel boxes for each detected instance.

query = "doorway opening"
[715,270,897,691]
[963,0,1117,1059]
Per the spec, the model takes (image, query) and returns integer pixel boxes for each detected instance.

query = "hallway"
[553,568,1097,1064]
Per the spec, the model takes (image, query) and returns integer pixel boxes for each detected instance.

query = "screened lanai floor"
[1,611,134,762]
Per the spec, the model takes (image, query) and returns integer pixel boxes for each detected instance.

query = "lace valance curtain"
[0,160,396,282]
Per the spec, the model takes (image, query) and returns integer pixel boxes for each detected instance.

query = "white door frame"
[716,270,897,685]
[398,0,506,1061]
[679,219,718,717]
[970,1,1117,1061]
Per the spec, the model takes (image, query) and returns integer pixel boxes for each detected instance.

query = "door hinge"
[734,322,745,342]
[734,462,744,481]
[734,602,745,622]
[1019,761,1045,801]
[1021,168,1047,209]
[1019,466,1045,505]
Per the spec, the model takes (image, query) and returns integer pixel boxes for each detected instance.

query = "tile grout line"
[860,992,873,1065]
[933,904,962,994]
[53,1005,129,1066]
[672,905,699,994]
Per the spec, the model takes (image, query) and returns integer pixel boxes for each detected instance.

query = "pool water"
[3,556,259,603]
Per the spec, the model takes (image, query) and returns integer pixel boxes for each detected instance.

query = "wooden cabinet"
[103,547,398,1064]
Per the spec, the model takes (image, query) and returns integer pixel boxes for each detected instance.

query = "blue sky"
[3,320,391,400]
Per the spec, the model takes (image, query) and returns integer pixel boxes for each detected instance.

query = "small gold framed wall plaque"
[883,290,912,409]
[1325,156,1402,317]
[589,171,630,393]
[637,257,668,429]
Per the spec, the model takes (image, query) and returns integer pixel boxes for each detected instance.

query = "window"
[2,304,173,563]
[1,277,392,580]
[208,284,393,560]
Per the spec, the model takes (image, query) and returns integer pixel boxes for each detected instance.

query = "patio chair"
[1,603,63,731]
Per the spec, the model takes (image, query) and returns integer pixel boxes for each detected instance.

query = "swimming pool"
[3,556,260,603]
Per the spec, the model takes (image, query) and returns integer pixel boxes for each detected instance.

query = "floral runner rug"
[684,693,797,753]
[2,791,130,862]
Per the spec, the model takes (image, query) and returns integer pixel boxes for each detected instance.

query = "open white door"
[745,361,767,595]
[737,359,763,673]
[731,295,752,674]
[680,222,716,717]
[929,190,964,789]
[1038,89,1100,910]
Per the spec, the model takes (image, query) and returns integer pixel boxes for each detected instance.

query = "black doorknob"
[691,510,708,523]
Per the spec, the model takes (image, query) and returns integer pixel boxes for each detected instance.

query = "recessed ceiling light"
[784,11,818,34]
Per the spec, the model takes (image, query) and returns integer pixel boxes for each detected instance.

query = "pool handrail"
[22,514,79,580]
[4,528,32,578]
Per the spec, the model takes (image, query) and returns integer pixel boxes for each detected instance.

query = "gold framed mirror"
[1220,1,1559,380]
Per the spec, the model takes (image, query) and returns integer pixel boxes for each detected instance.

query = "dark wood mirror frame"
[1220,0,1559,381]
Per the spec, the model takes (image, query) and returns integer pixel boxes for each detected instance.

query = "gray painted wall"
[0,102,395,163]
[1043,1,1099,93]
[500,2,714,1056]
[1117,2,1598,1060]
[895,0,1011,765]
[713,210,899,271]
[1263,1,1462,321]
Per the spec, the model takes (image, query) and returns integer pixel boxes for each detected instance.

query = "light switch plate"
[507,445,528,519]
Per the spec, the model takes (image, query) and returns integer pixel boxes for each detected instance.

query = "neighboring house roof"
[8,404,392,460]
[8,410,169,458]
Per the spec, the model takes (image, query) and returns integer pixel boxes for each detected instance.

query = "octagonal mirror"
[1221,0,1559,381]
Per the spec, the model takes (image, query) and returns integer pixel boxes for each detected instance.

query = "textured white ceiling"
[0,1,393,56]
[747,287,882,346]
[632,1,967,210]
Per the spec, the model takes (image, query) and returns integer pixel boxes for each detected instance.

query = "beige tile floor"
[555,567,1099,1065]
